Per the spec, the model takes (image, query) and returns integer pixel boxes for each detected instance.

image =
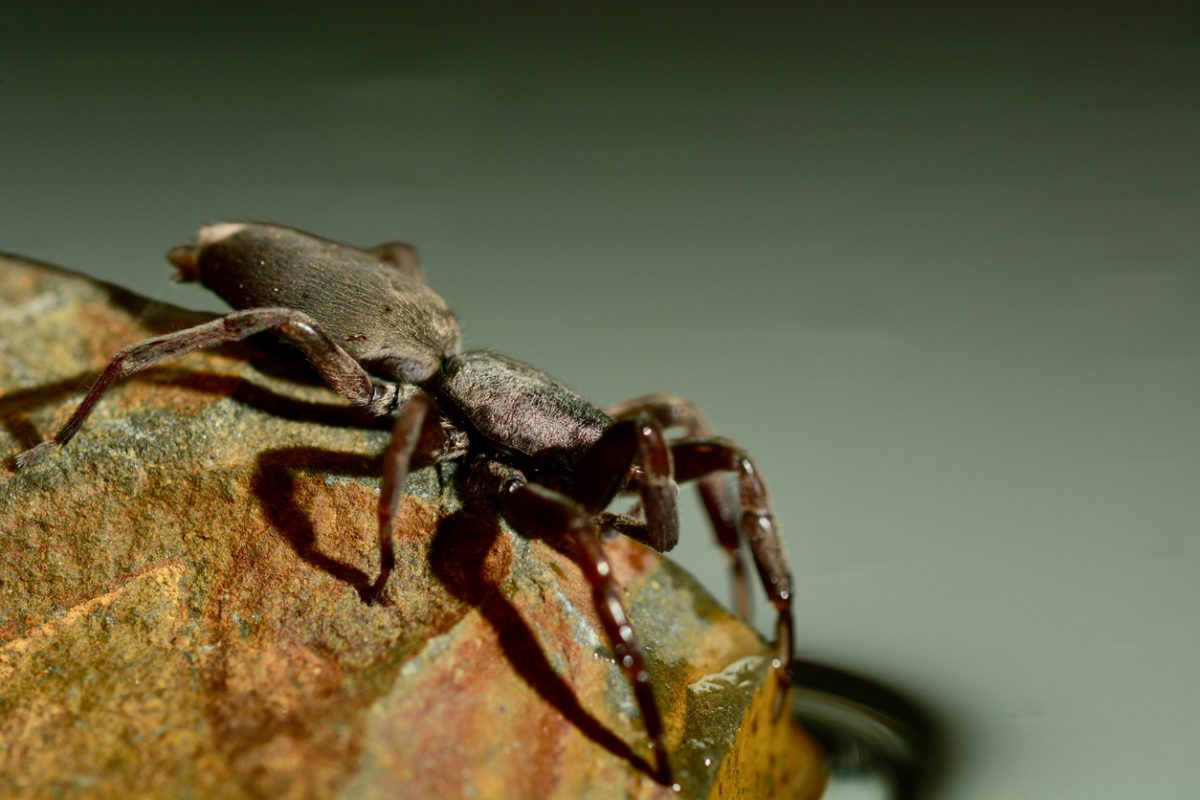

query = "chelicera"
[14,222,794,785]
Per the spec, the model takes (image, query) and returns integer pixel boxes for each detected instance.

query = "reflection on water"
[825,774,891,800]
[792,659,947,800]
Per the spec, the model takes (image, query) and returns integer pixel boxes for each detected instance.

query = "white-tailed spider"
[14,222,794,786]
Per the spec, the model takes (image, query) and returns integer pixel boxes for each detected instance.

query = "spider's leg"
[498,477,673,787]
[605,394,749,619]
[14,307,396,469]
[368,389,440,603]
[574,413,678,553]
[366,241,424,281]
[671,436,795,718]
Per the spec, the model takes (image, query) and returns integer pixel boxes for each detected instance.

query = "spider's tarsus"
[13,441,55,471]
[654,751,675,788]
[772,670,791,721]
[362,577,390,606]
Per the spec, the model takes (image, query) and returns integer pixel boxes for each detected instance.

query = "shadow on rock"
[430,503,659,781]
[254,446,380,601]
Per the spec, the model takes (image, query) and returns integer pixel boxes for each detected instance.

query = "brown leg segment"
[671,436,795,717]
[498,478,674,787]
[368,390,437,603]
[367,241,424,281]
[574,413,679,553]
[606,394,750,620]
[14,307,395,470]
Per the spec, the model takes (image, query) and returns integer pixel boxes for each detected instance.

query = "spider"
[14,222,794,786]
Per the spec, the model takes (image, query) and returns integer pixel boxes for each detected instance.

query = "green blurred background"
[2,4,1197,797]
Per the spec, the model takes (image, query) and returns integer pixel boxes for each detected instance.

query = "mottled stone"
[0,250,824,799]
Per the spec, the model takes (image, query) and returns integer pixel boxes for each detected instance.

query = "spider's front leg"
[672,436,795,716]
[498,475,673,786]
[605,394,751,620]
[573,413,679,553]
[578,409,795,717]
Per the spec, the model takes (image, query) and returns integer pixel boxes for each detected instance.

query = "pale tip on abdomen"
[196,222,249,246]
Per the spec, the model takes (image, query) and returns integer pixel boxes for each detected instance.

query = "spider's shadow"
[253,446,380,600]
[432,502,658,779]
[252,446,657,780]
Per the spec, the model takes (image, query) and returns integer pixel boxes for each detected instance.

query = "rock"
[0,250,825,799]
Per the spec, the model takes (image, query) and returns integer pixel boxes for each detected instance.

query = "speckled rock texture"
[0,250,825,800]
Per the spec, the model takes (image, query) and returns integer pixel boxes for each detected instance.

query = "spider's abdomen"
[437,350,611,472]
[176,222,461,383]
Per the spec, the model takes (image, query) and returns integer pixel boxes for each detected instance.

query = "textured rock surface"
[0,250,825,799]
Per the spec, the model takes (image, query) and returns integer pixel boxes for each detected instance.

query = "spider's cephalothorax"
[14,222,795,786]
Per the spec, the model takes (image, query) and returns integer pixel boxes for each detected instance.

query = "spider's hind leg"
[367,241,423,280]
[13,307,394,470]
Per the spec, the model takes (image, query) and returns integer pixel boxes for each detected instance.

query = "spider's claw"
[771,669,791,721]
[362,573,391,606]
[654,751,675,789]
[642,731,674,787]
